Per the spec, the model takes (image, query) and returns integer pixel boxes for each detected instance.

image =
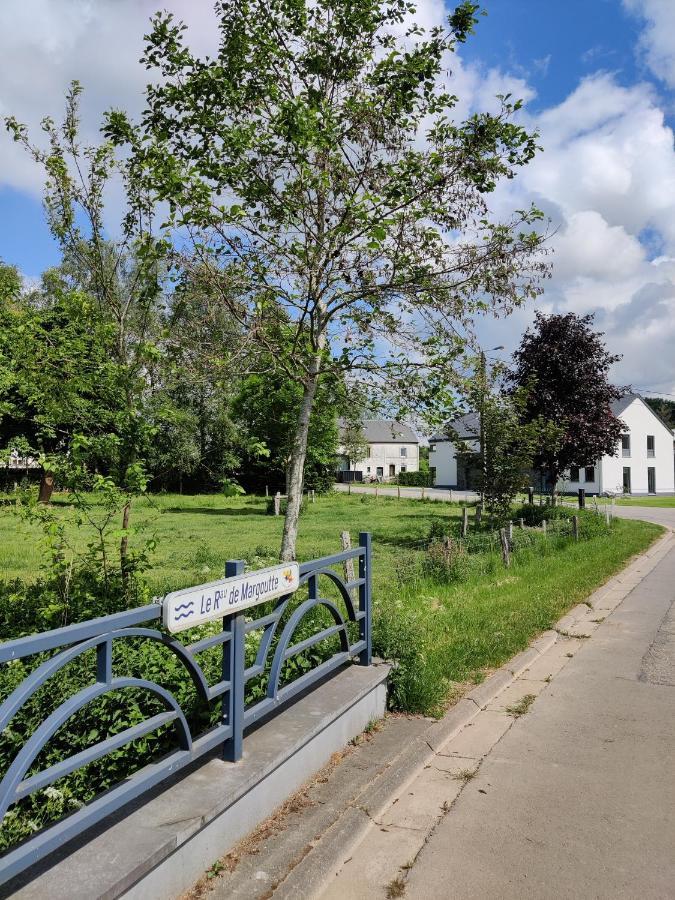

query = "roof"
[611,393,674,434]
[430,411,480,443]
[340,419,419,444]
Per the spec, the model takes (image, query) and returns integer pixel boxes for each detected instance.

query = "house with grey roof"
[429,393,675,495]
[558,394,675,495]
[337,419,419,481]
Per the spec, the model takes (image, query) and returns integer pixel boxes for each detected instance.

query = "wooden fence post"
[449,489,453,502]
[274,491,281,516]
[508,521,514,542]
[421,486,426,500]
[572,515,579,541]
[475,503,482,527]
[397,485,401,499]
[375,484,379,498]
[500,528,511,568]
[519,517,525,529]
[462,506,469,538]
[341,530,355,591]
[542,519,547,536]
[348,481,351,495]
[265,484,269,497]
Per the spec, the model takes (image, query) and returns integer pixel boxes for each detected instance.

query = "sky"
[0,0,674,397]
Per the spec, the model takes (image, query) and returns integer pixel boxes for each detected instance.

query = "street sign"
[162,562,300,634]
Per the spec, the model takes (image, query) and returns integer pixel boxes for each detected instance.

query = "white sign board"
[162,563,300,634]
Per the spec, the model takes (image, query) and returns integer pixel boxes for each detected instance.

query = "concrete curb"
[273,531,673,899]
[272,630,559,899]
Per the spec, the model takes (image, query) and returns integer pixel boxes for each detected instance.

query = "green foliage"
[509,312,626,491]
[233,370,341,494]
[106,0,549,558]
[397,470,435,487]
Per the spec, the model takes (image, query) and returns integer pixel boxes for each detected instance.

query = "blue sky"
[0,0,674,394]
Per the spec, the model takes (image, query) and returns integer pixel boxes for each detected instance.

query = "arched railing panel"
[0,532,372,886]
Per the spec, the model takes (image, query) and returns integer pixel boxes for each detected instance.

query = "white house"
[429,394,675,495]
[337,420,419,481]
[558,394,675,496]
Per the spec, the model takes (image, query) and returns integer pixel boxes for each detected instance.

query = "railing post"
[358,532,372,666]
[223,559,246,763]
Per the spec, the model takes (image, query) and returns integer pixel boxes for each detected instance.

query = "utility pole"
[478,345,504,502]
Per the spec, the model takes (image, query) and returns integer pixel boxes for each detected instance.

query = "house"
[429,393,675,495]
[337,419,419,481]
[558,394,675,496]
[428,413,480,489]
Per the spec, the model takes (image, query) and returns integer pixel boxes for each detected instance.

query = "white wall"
[428,441,456,486]
[428,438,479,487]
[356,442,419,479]
[559,397,675,495]
[607,397,674,494]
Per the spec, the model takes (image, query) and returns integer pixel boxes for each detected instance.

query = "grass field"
[0,491,662,712]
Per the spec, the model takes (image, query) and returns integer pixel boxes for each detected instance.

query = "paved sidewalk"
[313,518,675,900]
[404,518,675,899]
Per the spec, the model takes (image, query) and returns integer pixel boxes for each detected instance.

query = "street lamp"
[478,346,505,502]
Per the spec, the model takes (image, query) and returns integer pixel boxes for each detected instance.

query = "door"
[648,467,656,494]
[622,467,631,494]
[389,464,395,477]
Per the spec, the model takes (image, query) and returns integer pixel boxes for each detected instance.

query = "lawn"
[0,490,663,850]
[0,491,662,712]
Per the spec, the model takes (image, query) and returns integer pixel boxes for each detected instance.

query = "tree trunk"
[120,501,131,598]
[280,360,321,562]
[38,471,55,504]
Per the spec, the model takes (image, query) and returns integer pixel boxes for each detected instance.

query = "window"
[400,465,407,473]
[569,466,580,482]
[585,466,595,483]
[623,467,631,494]
[621,434,630,457]
[366,466,371,473]
[648,467,656,493]
[376,466,383,477]
[400,447,407,457]
[647,435,655,458]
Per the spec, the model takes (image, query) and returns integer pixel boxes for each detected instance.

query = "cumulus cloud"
[0,1,673,394]
[624,0,675,88]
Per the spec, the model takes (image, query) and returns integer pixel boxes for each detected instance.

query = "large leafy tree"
[509,312,625,492]
[5,84,172,578]
[233,370,341,495]
[107,0,548,559]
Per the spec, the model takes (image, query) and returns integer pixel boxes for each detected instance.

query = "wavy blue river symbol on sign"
[173,601,195,621]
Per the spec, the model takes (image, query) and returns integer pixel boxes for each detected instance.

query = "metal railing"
[0,533,372,886]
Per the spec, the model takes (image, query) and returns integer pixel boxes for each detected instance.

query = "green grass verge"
[0,492,663,714]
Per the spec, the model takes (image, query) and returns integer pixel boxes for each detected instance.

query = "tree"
[644,397,675,430]
[233,370,341,495]
[509,312,625,494]
[6,83,171,582]
[106,0,548,559]
[340,420,369,473]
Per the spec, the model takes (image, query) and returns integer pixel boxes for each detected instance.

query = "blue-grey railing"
[0,533,372,886]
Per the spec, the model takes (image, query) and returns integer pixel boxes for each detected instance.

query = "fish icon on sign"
[174,601,195,621]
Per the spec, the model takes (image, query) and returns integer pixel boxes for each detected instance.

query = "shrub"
[397,471,434,487]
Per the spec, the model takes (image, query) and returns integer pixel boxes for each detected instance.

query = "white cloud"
[477,71,675,395]
[0,1,674,394]
[624,0,675,88]
[0,1,219,195]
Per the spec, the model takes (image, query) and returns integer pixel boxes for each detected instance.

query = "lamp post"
[478,345,505,502]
